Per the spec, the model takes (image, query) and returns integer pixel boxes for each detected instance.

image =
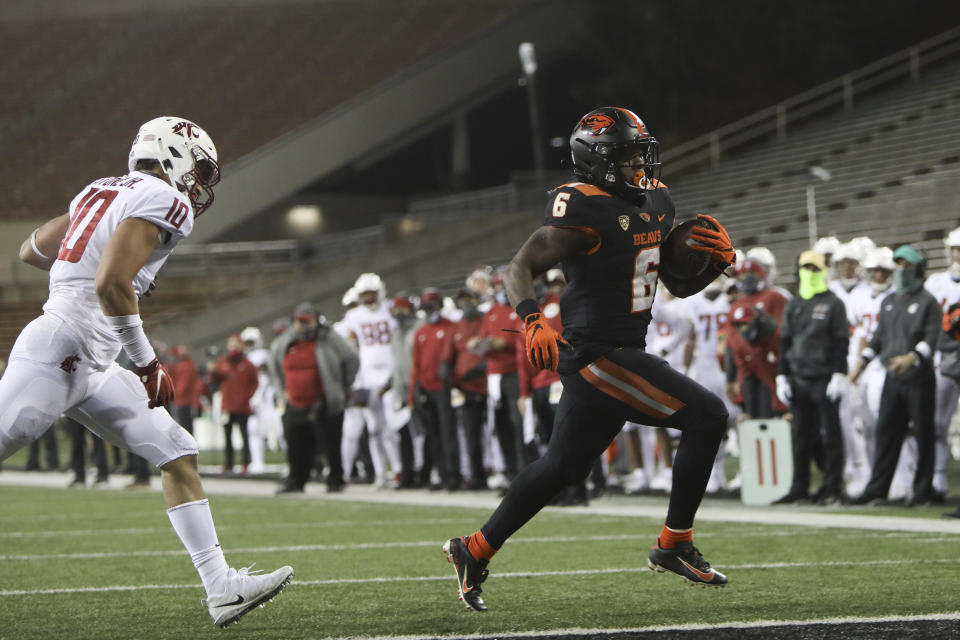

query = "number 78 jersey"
[545,181,675,349]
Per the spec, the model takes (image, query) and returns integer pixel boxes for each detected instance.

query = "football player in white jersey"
[339,272,402,487]
[682,277,740,493]
[0,117,292,626]
[241,326,281,473]
[843,247,895,496]
[924,227,960,498]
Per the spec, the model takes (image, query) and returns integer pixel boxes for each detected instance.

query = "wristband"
[106,314,156,367]
[515,298,540,321]
[30,228,50,260]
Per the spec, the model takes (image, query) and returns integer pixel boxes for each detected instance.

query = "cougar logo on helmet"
[579,114,616,136]
[172,121,201,140]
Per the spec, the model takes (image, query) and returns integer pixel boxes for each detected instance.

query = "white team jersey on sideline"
[647,295,692,371]
[829,279,869,314]
[339,302,397,390]
[846,283,893,369]
[42,172,193,366]
[682,291,731,386]
[925,270,960,313]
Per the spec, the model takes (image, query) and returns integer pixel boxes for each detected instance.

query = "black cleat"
[442,537,489,611]
[648,540,728,587]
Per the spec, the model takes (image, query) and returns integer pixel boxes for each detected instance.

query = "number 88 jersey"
[544,181,675,350]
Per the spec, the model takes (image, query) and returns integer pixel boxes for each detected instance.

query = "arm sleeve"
[831,298,850,374]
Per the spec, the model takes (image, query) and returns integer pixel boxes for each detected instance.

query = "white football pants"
[0,314,197,466]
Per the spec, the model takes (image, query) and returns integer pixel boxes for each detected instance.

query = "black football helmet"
[569,107,661,202]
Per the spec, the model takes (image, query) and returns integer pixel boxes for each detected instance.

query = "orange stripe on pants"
[579,365,670,419]
[592,358,685,413]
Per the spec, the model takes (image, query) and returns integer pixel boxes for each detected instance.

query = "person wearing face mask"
[828,241,870,310]
[922,227,960,501]
[849,245,941,506]
[725,302,785,420]
[270,302,359,493]
[773,251,849,505]
[211,334,259,474]
[410,289,460,490]
[734,259,787,324]
[388,295,423,488]
[445,288,490,490]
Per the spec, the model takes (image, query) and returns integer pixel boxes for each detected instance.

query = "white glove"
[826,372,846,402]
[775,374,792,406]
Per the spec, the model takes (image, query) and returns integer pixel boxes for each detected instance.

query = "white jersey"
[682,291,731,386]
[647,295,692,371]
[340,301,397,390]
[43,172,193,366]
[925,271,960,314]
[829,279,868,314]
[846,282,893,369]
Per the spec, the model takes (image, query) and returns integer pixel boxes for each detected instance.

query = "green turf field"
[1,484,959,640]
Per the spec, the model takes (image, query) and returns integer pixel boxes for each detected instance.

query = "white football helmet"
[832,241,863,264]
[862,247,895,272]
[240,326,263,350]
[353,272,386,304]
[813,235,840,257]
[848,236,876,262]
[944,227,960,248]
[128,117,220,215]
[342,286,359,307]
[745,247,777,283]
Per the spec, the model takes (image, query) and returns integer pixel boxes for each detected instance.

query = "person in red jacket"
[169,344,201,435]
[410,289,459,490]
[212,335,259,474]
[736,259,787,323]
[480,271,526,479]
[725,302,787,418]
[445,288,489,490]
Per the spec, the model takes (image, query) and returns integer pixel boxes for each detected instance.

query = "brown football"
[660,218,715,279]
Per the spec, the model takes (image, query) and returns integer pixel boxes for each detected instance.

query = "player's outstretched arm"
[505,226,595,307]
[95,218,160,316]
[18,213,70,271]
[506,226,594,371]
[96,218,174,408]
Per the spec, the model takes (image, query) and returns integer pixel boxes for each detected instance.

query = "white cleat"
[205,564,294,628]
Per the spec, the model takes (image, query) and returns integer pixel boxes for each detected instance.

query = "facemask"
[427,311,442,324]
[392,313,413,327]
[797,269,828,300]
[839,277,860,292]
[950,262,960,282]
[297,326,318,341]
[894,267,922,294]
[739,275,760,296]
[460,302,480,319]
[870,279,892,295]
[227,348,243,361]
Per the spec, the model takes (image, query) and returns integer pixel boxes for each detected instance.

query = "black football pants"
[861,369,936,501]
[788,376,842,496]
[481,349,728,549]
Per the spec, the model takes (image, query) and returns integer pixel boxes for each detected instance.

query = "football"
[660,218,715,279]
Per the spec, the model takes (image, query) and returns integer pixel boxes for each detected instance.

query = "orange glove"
[689,213,736,270]
[523,313,566,372]
[943,303,960,340]
[135,358,175,409]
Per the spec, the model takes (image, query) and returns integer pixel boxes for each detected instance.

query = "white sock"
[166,498,229,596]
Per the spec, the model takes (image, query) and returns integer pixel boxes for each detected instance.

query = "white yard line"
[0,559,957,597]
[331,613,960,640]
[2,470,959,534]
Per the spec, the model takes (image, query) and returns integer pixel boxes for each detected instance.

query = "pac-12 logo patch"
[579,114,616,136]
[618,215,630,231]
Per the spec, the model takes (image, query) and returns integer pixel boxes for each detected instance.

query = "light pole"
[519,42,545,188]
[806,165,832,248]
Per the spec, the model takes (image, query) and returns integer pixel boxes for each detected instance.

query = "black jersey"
[544,181,676,364]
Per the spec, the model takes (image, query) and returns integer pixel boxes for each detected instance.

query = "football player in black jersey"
[442,107,736,611]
